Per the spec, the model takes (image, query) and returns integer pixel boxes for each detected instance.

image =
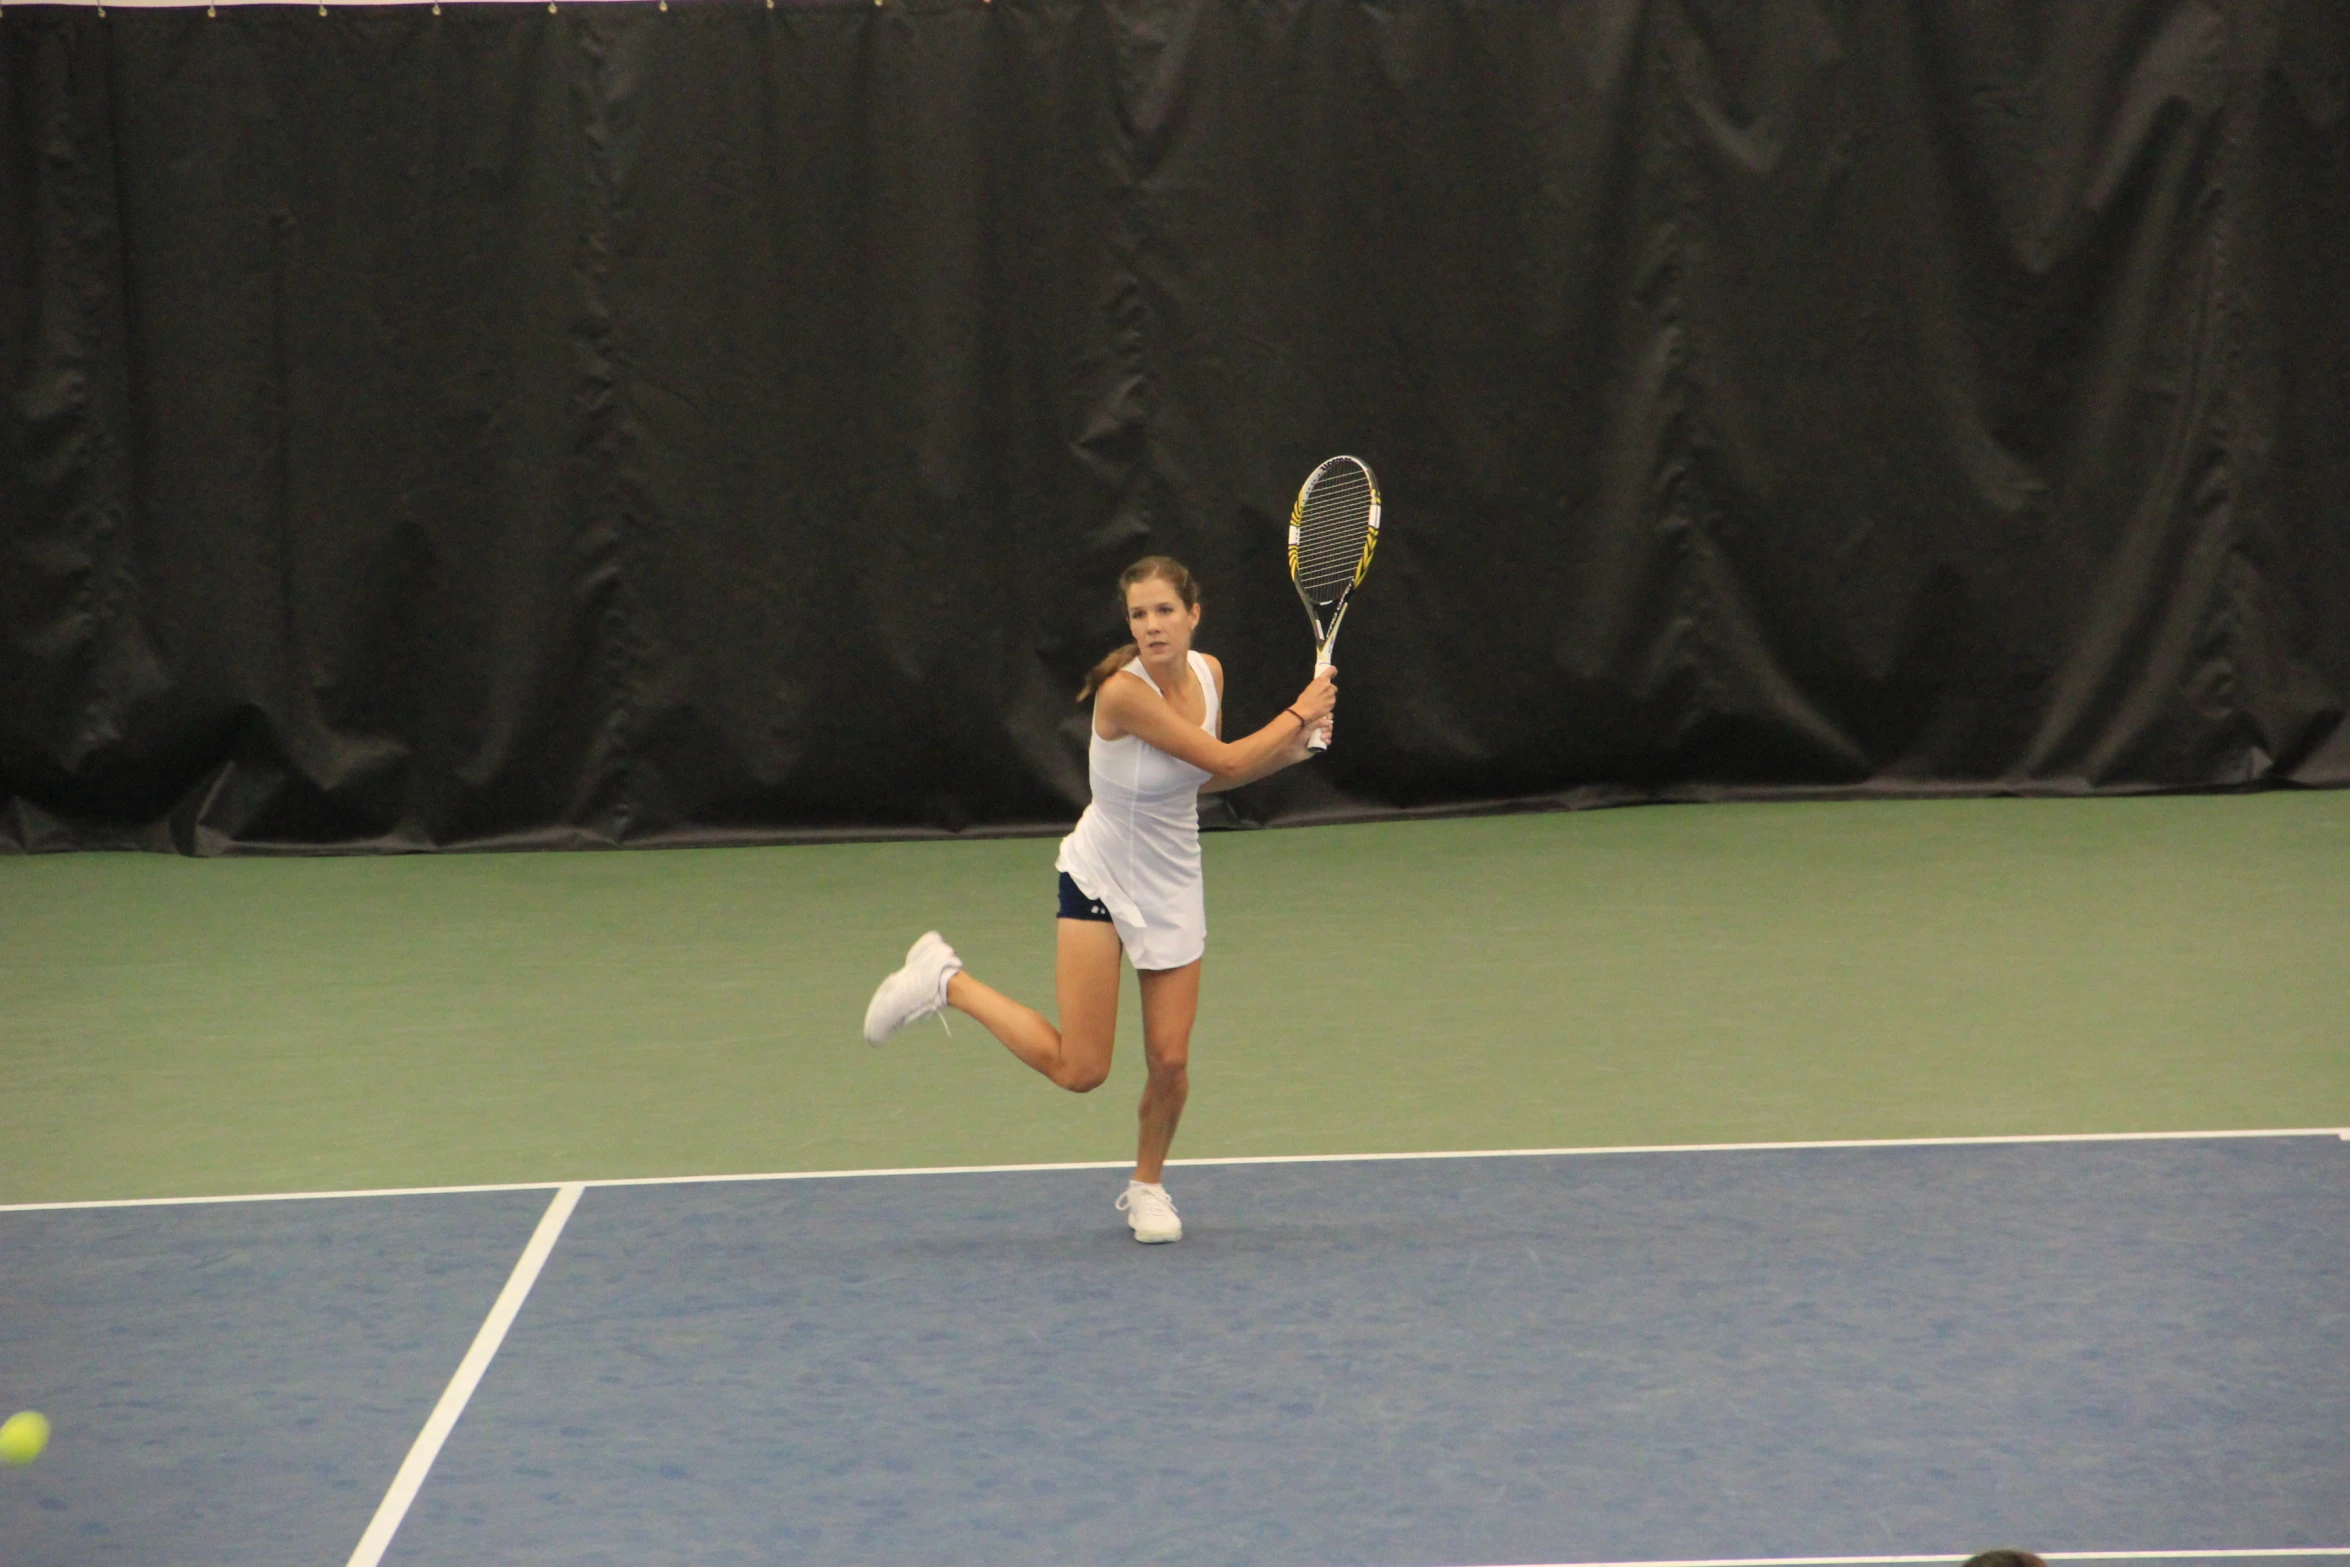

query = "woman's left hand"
[1286,714,1331,761]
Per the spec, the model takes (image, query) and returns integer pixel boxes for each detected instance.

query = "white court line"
[1454,1553,2350,1567]
[0,1179,563,1214]
[3,1126,2346,1214]
[343,1182,583,1567]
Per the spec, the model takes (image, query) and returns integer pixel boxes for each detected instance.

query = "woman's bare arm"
[1098,663,1333,787]
[1196,656,1323,792]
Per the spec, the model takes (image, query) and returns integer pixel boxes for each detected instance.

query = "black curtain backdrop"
[3,0,2346,852]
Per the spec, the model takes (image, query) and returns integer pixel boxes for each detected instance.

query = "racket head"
[1287,456,1381,628]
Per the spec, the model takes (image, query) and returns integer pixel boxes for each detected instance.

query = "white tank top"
[1054,649,1220,971]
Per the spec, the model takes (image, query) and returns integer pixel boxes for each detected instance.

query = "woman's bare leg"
[944,919,1122,1093]
[1133,959,1200,1183]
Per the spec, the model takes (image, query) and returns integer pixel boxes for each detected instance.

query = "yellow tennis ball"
[0,1411,50,1465]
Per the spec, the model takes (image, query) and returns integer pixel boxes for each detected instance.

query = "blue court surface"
[3,1135,2347,1567]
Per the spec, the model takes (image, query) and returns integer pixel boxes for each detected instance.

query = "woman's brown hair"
[1076,556,1201,701]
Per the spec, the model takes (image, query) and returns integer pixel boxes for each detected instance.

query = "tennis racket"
[1287,455,1381,752]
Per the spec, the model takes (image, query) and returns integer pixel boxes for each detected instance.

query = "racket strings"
[1293,472,1376,600]
[1294,553,1369,599]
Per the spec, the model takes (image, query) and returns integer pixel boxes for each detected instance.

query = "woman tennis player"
[861,555,1337,1244]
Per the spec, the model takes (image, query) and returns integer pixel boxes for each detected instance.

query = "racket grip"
[1305,661,1334,753]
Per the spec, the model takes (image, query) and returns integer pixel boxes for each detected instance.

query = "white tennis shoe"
[861,931,962,1044]
[1116,1180,1182,1244]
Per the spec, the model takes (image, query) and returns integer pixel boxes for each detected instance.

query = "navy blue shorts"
[1057,871,1114,923]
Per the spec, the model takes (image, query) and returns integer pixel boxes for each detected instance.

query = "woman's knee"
[1056,1029,1114,1093]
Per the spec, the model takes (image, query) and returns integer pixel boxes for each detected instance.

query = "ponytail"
[1073,555,1202,702]
[1076,644,1140,702]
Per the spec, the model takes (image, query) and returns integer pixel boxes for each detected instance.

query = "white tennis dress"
[1055,650,1220,971]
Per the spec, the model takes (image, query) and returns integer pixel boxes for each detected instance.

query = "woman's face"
[1125,576,1201,662]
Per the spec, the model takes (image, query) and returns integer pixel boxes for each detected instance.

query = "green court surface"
[2,792,2345,1207]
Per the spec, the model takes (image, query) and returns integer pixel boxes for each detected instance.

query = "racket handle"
[1305,662,1334,753]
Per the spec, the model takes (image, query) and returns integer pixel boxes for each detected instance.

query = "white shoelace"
[927,953,960,1035]
[1116,1184,1179,1222]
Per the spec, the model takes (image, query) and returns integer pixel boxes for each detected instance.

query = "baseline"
[5,1125,2345,1214]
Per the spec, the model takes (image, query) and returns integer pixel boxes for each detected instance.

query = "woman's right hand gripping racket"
[1287,455,1381,752]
